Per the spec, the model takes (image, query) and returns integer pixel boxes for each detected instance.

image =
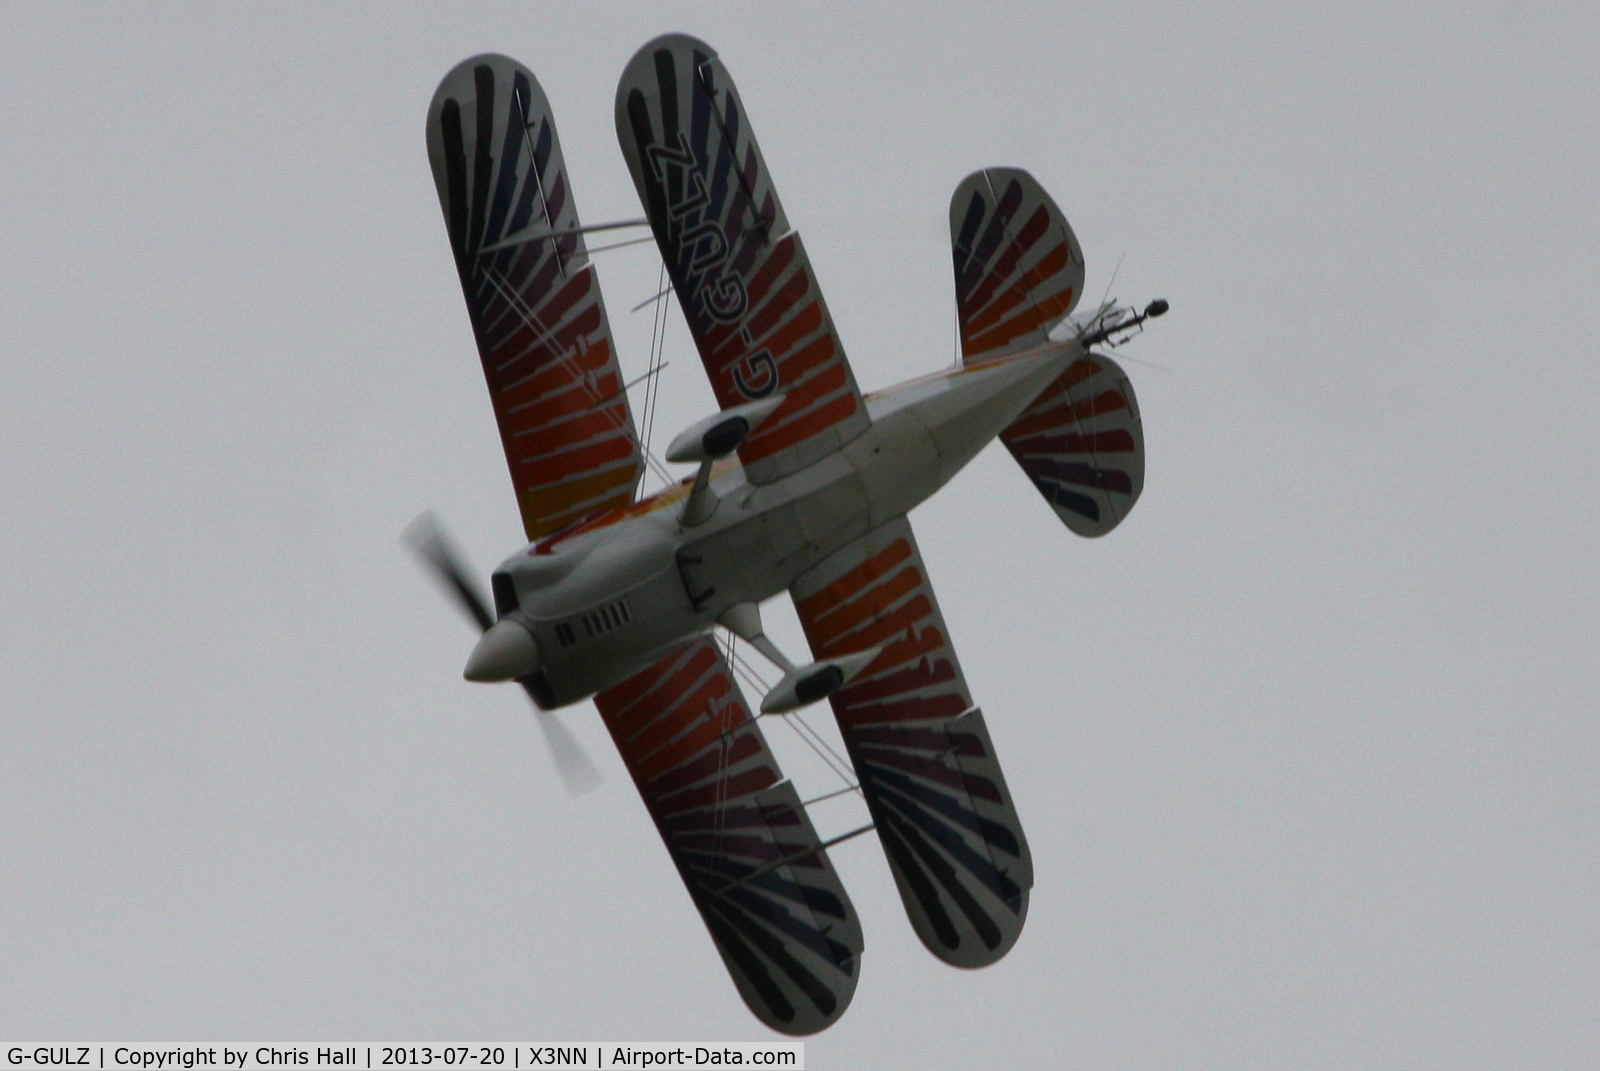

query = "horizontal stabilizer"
[951,167,1084,363]
[1000,349,1144,537]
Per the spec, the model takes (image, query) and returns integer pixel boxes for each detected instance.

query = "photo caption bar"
[3,1047,802,1071]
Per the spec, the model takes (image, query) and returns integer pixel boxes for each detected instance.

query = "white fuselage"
[494,340,1080,708]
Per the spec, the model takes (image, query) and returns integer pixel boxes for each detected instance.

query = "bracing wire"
[641,259,665,453]
[953,292,962,368]
[713,629,737,850]
[787,711,860,792]
[1098,250,1125,312]
[645,262,671,489]
[1110,351,1172,373]
[631,283,676,314]
[624,256,683,496]
[582,233,655,257]
[721,631,859,793]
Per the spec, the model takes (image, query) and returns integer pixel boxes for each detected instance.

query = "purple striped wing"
[594,636,863,1034]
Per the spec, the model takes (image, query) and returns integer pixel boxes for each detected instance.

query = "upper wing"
[951,167,1085,363]
[999,349,1145,537]
[427,55,644,540]
[790,517,1033,968]
[615,34,870,485]
[594,635,863,1035]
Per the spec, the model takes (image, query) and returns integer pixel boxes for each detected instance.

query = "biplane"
[412,34,1163,1034]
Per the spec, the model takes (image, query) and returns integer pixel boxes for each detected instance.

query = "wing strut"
[482,216,649,255]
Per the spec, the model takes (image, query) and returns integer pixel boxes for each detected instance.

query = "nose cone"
[463,620,541,682]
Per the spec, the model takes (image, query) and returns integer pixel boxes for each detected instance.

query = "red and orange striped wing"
[951,167,1085,363]
[791,518,1033,968]
[615,34,870,485]
[594,635,863,1035]
[427,55,643,540]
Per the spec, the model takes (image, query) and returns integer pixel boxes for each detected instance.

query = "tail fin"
[998,350,1144,537]
[950,168,1084,363]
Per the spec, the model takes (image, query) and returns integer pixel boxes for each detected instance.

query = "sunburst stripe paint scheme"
[615,34,870,485]
[949,168,1145,537]
[427,55,644,540]
[593,635,863,1035]
[997,350,1145,537]
[791,517,1033,967]
[951,167,1085,363]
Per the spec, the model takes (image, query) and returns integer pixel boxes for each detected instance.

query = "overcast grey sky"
[4,3,1597,1067]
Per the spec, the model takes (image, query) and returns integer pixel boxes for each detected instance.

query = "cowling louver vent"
[555,599,631,648]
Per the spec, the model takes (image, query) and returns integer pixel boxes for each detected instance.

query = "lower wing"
[594,635,863,1034]
[790,517,1033,967]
